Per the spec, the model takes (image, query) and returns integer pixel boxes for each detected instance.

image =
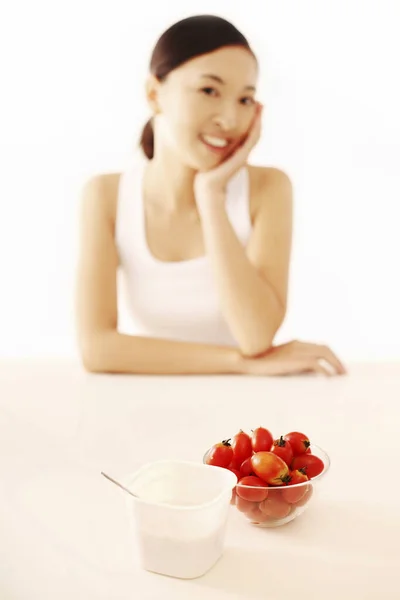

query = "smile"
[200,134,231,154]
[201,134,229,148]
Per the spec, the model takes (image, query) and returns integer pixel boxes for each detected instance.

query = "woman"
[76,14,347,377]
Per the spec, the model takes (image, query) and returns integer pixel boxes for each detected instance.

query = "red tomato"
[205,440,233,468]
[251,427,274,453]
[271,436,293,467]
[259,494,291,519]
[239,456,254,478]
[236,476,269,502]
[236,495,258,513]
[281,469,309,503]
[291,454,324,478]
[289,469,309,485]
[231,430,252,464]
[235,497,270,522]
[228,468,241,481]
[226,467,240,505]
[293,484,313,507]
[251,452,290,486]
[246,505,271,523]
[283,432,310,456]
[229,457,243,470]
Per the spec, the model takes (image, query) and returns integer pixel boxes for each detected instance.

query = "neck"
[144,148,198,213]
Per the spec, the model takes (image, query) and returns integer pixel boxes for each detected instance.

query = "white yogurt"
[138,525,227,579]
[122,460,236,579]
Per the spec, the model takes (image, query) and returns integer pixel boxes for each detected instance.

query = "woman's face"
[147,46,259,170]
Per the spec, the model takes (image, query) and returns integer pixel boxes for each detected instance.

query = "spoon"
[101,471,139,498]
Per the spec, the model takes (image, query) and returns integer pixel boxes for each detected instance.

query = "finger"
[228,123,260,166]
[296,342,346,375]
[282,359,331,377]
[315,358,335,376]
[234,104,262,154]
[295,359,330,377]
[211,138,254,180]
[316,345,347,375]
[203,105,263,184]
[246,105,262,146]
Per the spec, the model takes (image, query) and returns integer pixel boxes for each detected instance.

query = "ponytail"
[139,117,154,159]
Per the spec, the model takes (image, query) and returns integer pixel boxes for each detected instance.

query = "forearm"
[80,330,244,375]
[200,202,285,357]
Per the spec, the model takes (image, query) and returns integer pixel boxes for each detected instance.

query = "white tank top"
[115,152,253,347]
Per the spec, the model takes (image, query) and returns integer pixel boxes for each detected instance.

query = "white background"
[1,0,399,360]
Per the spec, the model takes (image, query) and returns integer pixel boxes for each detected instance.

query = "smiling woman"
[198,74,256,153]
[139,15,258,164]
[75,14,347,377]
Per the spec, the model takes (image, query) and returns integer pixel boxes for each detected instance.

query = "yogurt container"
[121,460,236,579]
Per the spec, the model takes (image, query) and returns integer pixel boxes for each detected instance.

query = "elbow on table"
[237,316,284,358]
[79,332,113,374]
[239,339,274,359]
[81,355,107,374]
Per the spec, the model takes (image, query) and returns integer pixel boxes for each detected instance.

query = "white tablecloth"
[1,359,399,599]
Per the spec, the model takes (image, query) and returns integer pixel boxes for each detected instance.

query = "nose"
[212,102,240,133]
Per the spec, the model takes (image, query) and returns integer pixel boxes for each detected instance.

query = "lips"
[199,134,235,155]
[201,134,232,145]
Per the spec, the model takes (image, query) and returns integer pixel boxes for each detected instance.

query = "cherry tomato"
[231,430,252,464]
[271,436,293,467]
[291,454,324,478]
[259,494,291,519]
[229,457,243,470]
[283,432,310,456]
[226,468,240,505]
[281,469,309,503]
[236,476,269,502]
[236,495,258,513]
[205,440,233,468]
[235,497,269,522]
[251,427,274,453]
[239,456,254,478]
[245,505,271,523]
[251,452,290,486]
[293,484,313,507]
[228,468,241,481]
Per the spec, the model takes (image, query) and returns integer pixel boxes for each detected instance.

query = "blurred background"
[1,0,399,361]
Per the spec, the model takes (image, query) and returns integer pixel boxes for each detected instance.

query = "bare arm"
[74,175,243,374]
[198,168,293,357]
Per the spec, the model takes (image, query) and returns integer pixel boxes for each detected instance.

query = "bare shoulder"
[247,164,292,193]
[247,165,292,222]
[81,172,121,226]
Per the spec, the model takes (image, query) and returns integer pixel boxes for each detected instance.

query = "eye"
[200,87,218,96]
[241,97,256,106]
[200,87,255,107]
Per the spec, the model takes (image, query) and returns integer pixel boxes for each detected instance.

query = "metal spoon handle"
[101,471,138,498]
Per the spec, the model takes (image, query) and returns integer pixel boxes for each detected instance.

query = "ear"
[145,75,161,114]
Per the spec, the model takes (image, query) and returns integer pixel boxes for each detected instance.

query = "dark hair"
[138,14,256,159]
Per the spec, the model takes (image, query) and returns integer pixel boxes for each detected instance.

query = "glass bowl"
[203,443,330,528]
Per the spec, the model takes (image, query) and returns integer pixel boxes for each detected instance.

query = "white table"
[1,359,399,600]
